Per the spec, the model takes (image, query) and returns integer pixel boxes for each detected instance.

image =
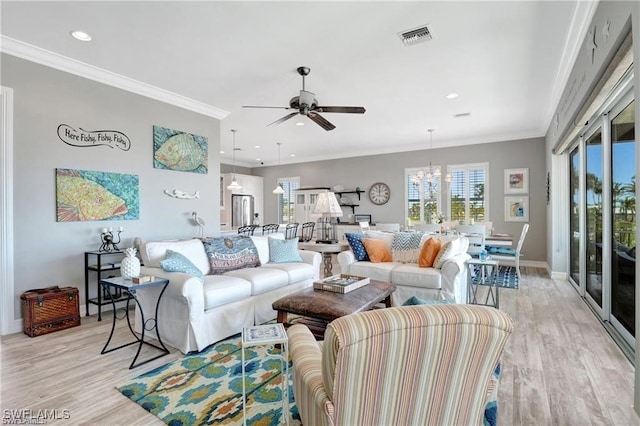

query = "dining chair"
[376,223,401,232]
[414,223,441,233]
[298,222,315,242]
[237,225,256,236]
[261,223,280,235]
[488,223,529,279]
[285,222,299,240]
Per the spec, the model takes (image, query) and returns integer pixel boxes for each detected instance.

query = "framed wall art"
[153,125,208,174]
[504,196,529,222]
[504,168,529,194]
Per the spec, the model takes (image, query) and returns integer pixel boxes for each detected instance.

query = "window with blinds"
[448,163,488,224]
[277,177,300,224]
[405,167,441,222]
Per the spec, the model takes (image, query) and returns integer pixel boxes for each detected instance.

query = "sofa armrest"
[299,250,322,280]
[140,266,205,319]
[288,324,334,426]
[337,250,356,273]
[440,253,471,303]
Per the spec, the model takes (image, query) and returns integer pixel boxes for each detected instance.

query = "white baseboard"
[550,271,568,280]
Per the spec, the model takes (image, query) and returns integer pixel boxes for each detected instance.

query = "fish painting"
[55,169,138,222]
[153,126,208,174]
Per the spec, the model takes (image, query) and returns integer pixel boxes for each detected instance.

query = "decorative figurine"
[99,227,123,252]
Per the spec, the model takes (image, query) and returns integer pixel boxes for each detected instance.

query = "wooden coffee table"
[272,280,396,339]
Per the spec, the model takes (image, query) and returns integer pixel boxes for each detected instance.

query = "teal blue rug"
[116,335,300,425]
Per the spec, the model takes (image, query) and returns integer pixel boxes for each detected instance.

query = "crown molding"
[0,36,229,120]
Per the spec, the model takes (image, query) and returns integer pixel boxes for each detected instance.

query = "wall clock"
[368,182,390,205]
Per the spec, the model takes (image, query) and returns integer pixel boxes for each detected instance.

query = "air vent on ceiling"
[398,24,433,47]
[453,112,471,118]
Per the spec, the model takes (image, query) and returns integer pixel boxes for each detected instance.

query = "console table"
[298,241,350,277]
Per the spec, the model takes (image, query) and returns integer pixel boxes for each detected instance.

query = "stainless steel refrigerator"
[232,194,255,227]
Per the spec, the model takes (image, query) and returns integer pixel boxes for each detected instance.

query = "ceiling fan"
[242,66,366,131]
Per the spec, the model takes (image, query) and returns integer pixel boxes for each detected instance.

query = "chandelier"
[411,129,452,185]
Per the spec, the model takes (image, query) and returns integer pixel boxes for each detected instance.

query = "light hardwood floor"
[1,267,639,425]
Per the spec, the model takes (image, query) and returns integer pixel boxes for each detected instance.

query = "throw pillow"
[201,236,261,275]
[364,230,395,251]
[418,237,442,267]
[433,238,461,269]
[391,232,424,263]
[160,250,204,281]
[361,238,393,263]
[268,237,303,263]
[344,233,370,261]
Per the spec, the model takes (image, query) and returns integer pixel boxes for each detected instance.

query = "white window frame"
[277,176,300,224]
[446,162,489,224]
[405,167,442,223]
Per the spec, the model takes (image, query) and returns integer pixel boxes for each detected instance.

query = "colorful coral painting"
[153,125,208,174]
[55,168,139,222]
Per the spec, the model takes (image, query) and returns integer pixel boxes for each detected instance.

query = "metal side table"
[100,276,170,369]
[466,258,500,308]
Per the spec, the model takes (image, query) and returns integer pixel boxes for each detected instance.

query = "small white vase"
[121,247,141,279]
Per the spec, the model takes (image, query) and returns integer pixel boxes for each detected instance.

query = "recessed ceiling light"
[446,93,458,99]
[70,30,92,42]
[255,145,261,149]
[296,122,304,126]
[219,150,225,154]
[290,154,296,157]
[256,158,261,161]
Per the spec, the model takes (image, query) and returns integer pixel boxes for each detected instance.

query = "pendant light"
[272,142,285,195]
[428,129,441,177]
[226,129,242,191]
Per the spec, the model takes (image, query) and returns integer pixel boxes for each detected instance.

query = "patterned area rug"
[472,265,519,289]
[117,335,300,425]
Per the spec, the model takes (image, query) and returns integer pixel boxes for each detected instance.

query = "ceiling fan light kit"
[243,66,366,131]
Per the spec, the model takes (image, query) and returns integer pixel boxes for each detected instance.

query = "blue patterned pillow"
[160,250,204,281]
[268,238,303,263]
[201,236,260,275]
[345,233,369,261]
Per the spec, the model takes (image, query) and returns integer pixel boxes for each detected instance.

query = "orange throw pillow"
[361,238,393,263]
[419,238,442,267]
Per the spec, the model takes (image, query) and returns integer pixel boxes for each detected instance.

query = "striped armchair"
[288,304,513,426]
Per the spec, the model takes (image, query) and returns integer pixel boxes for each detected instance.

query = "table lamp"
[313,192,343,243]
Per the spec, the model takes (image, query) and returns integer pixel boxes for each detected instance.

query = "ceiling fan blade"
[308,112,336,131]
[267,112,299,127]
[316,106,366,114]
[242,105,291,109]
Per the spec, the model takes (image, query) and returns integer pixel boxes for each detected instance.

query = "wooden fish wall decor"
[153,125,208,174]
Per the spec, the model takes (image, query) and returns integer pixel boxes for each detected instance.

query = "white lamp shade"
[272,185,285,194]
[313,192,343,218]
[227,176,242,190]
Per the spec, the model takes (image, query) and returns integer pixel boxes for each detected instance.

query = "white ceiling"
[0,1,594,167]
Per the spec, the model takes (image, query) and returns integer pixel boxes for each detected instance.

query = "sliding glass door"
[585,128,603,308]
[569,146,581,287]
[610,99,635,340]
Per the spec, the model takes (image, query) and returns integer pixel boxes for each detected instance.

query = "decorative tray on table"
[313,274,370,294]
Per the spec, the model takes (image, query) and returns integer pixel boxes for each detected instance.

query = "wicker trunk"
[21,286,80,337]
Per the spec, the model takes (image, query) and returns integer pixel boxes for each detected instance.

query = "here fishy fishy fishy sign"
[57,124,131,151]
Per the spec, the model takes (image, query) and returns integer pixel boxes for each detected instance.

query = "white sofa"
[338,233,471,305]
[134,233,321,354]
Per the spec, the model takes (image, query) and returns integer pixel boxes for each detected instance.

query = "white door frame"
[1,86,15,335]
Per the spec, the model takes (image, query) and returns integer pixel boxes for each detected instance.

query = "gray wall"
[2,54,221,320]
[253,137,546,261]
